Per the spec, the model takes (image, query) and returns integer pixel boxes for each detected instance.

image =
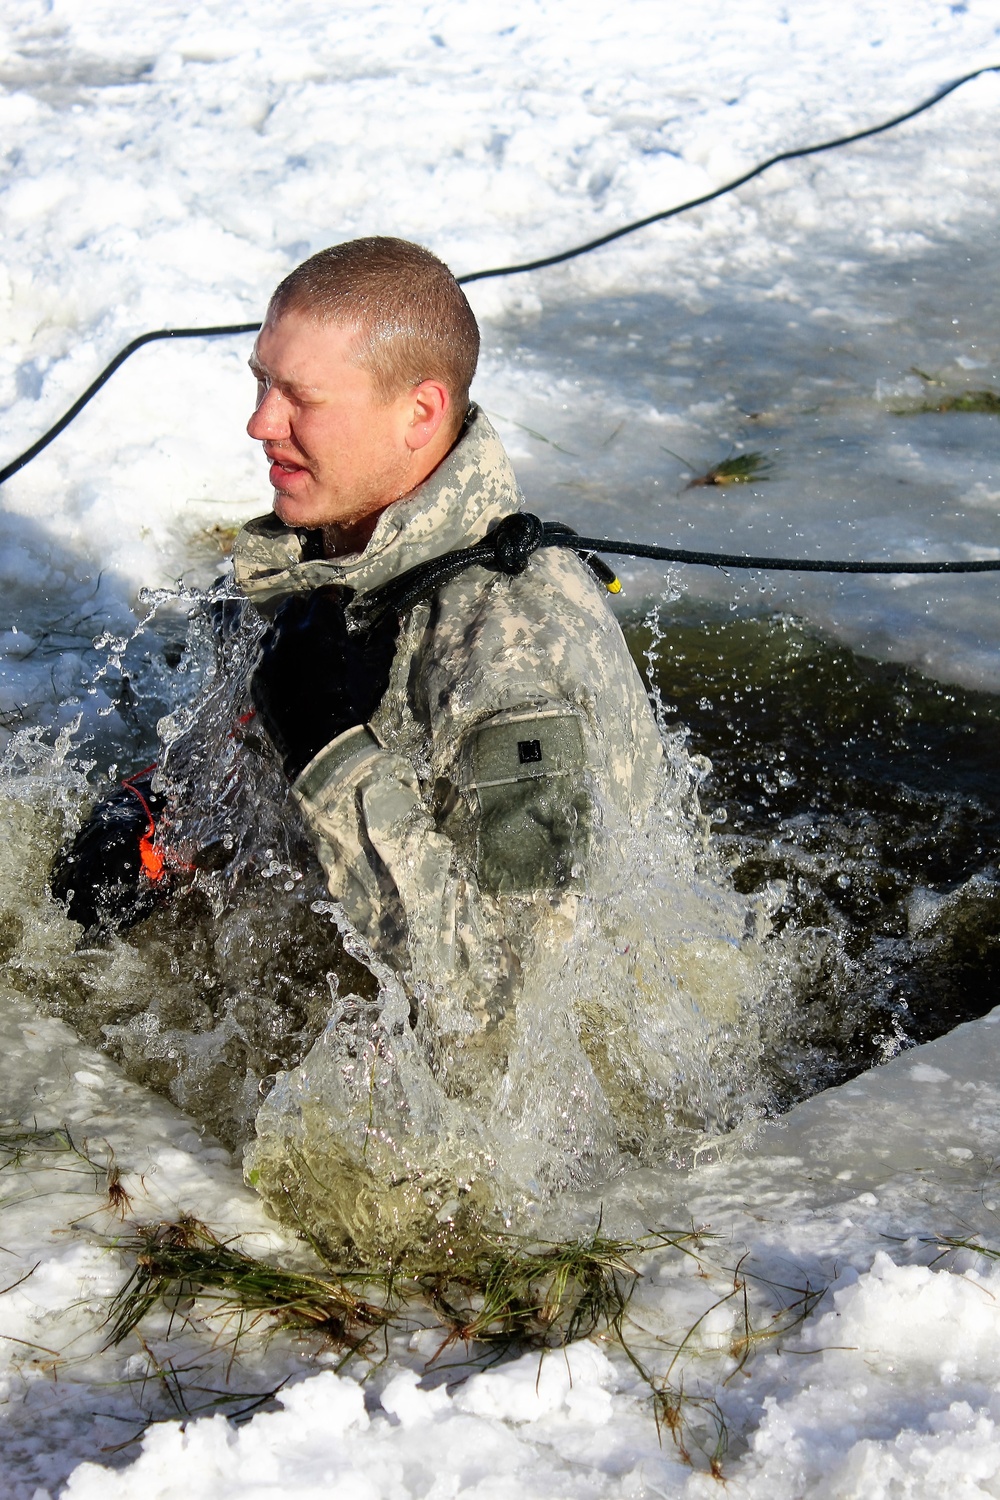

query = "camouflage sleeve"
[290,704,591,1006]
[289,723,485,997]
[421,547,665,837]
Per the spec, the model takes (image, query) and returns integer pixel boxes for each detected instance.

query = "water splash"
[6,587,996,1263]
[0,583,783,1260]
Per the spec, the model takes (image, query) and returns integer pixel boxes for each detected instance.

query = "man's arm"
[289,699,593,995]
[292,727,491,994]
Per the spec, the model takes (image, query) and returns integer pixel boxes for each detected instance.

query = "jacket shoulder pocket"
[463,708,591,894]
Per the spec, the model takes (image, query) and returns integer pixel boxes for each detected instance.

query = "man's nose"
[247,386,289,442]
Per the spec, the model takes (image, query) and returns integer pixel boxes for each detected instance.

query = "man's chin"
[273,490,325,529]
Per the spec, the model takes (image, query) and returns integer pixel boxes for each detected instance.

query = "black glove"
[50,772,170,937]
[250,586,400,781]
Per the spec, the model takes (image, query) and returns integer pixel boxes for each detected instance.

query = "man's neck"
[320,511,383,558]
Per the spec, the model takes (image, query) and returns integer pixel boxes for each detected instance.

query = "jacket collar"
[233,407,522,612]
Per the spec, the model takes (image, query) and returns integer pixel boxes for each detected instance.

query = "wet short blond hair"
[268,237,479,429]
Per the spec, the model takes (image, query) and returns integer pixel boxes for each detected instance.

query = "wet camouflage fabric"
[233,408,663,1021]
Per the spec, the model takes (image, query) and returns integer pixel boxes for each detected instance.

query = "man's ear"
[404,378,451,452]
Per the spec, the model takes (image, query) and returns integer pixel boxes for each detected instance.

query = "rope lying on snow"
[2,64,998,581]
[458,64,1000,283]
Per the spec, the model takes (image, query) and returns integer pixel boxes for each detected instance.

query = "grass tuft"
[690,451,773,487]
[0,1123,125,1206]
[104,1219,712,1357]
[922,1233,1000,1263]
[921,390,1000,414]
[662,447,773,487]
[0,1128,835,1478]
[417,1226,702,1350]
[105,1217,390,1351]
[104,1155,134,1219]
[101,1217,745,1471]
[895,372,1000,415]
[0,1124,79,1170]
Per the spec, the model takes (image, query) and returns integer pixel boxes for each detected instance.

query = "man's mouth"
[264,450,311,491]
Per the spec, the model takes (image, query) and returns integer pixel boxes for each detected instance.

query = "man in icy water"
[53,239,763,1253]
[58,236,663,1021]
[238,238,664,1010]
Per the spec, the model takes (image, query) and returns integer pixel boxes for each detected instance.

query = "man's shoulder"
[469,543,619,630]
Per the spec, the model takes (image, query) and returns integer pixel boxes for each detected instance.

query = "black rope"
[553,533,1000,575]
[2,65,996,487]
[351,514,1000,630]
[0,323,259,485]
[460,64,1000,283]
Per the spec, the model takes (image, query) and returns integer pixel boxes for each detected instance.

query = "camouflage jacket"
[232,408,663,1023]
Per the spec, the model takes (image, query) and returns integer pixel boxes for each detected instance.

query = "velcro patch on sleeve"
[464,709,592,894]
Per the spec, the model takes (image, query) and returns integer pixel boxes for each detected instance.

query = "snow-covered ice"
[21,1001,1000,1500]
[3,0,1000,1494]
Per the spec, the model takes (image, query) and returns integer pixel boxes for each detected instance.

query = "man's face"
[247,309,414,534]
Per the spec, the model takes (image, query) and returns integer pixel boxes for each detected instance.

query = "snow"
[12,998,1000,1500]
[3,0,1000,1494]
